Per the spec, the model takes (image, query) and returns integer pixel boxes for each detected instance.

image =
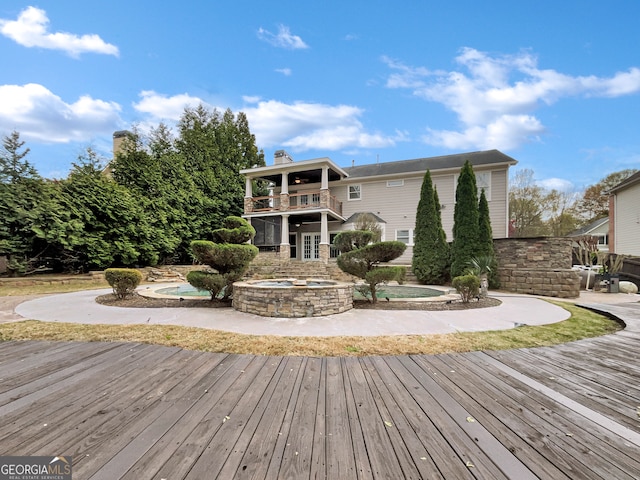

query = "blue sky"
[1,1,639,190]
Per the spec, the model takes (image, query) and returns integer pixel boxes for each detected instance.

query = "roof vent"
[274,149,294,165]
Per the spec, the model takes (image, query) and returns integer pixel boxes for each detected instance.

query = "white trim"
[386,179,404,187]
[348,184,362,201]
[395,228,413,246]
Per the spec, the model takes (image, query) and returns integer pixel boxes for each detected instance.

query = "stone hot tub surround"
[233,278,354,318]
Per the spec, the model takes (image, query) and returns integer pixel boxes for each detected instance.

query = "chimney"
[113,130,132,158]
[274,149,294,165]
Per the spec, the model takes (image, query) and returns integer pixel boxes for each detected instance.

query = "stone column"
[244,177,253,213]
[280,214,291,262]
[280,172,290,211]
[319,212,330,263]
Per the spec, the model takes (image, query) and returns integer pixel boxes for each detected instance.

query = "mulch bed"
[96,293,501,311]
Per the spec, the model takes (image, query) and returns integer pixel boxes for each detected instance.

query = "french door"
[302,233,321,260]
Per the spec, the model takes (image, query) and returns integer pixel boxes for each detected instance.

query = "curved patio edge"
[11,288,573,337]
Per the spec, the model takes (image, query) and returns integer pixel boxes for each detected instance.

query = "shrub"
[452,274,480,303]
[105,268,142,299]
[186,270,226,300]
[333,230,374,254]
[189,216,258,300]
[336,241,406,304]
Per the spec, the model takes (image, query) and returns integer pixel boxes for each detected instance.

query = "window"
[597,234,608,246]
[387,179,404,187]
[476,171,491,201]
[395,229,413,245]
[348,184,361,200]
[454,171,492,201]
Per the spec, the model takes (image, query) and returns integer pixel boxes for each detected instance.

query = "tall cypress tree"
[412,170,449,284]
[477,189,494,257]
[451,160,480,277]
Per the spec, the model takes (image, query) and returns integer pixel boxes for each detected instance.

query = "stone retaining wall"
[494,237,580,298]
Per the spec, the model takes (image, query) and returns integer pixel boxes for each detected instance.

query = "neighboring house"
[568,217,610,252]
[240,149,517,264]
[608,170,640,256]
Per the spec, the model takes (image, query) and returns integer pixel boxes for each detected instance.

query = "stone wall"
[233,280,354,317]
[493,237,580,298]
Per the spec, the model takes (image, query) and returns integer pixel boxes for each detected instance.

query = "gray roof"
[343,212,387,224]
[568,216,609,237]
[344,149,517,179]
[608,170,640,194]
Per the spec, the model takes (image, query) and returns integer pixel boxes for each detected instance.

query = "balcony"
[248,190,342,217]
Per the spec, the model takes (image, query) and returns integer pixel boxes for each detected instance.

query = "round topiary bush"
[451,274,480,303]
[104,268,143,299]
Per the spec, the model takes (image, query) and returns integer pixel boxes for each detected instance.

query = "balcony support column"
[319,212,330,264]
[280,214,290,262]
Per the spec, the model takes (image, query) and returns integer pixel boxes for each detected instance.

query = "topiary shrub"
[186,270,226,300]
[333,230,374,254]
[105,268,142,299]
[188,216,258,300]
[337,241,406,303]
[452,274,480,303]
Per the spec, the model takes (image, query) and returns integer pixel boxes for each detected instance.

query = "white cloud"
[0,6,119,57]
[242,99,399,151]
[133,90,207,121]
[257,25,309,50]
[384,48,640,151]
[537,177,575,192]
[0,83,121,143]
[275,68,292,76]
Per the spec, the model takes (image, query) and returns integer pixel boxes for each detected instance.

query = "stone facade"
[233,279,354,317]
[494,237,580,298]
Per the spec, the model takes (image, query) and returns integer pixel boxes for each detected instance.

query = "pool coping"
[137,281,460,303]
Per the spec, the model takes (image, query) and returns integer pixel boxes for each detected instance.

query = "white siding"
[615,183,640,256]
[330,166,510,264]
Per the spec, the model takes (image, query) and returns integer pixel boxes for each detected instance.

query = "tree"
[335,230,406,304]
[544,189,581,236]
[450,161,480,278]
[412,170,449,284]
[188,216,258,300]
[54,148,164,270]
[508,169,548,237]
[0,131,51,274]
[114,106,266,262]
[576,169,638,221]
[0,130,38,184]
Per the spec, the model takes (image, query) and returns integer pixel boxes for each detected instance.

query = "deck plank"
[1,337,640,479]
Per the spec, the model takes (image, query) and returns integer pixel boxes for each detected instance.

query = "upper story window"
[348,184,361,201]
[387,179,404,187]
[454,171,492,201]
[476,172,491,201]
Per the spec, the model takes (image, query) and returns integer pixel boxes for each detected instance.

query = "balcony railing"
[249,190,342,216]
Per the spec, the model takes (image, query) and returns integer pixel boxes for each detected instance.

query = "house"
[568,216,610,252]
[608,170,640,256]
[240,149,517,264]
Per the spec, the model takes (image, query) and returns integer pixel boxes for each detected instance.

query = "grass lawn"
[0,280,622,356]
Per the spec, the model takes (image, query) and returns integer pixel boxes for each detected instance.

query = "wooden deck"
[1,318,639,478]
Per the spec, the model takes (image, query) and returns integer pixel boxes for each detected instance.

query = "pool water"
[354,285,443,299]
[156,284,214,297]
[156,284,443,299]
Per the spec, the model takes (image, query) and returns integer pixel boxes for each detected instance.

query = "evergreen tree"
[477,189,494,258]
[450,160,480,277]
[0,132,49,273]
[412,170,449,284]
[57,149,163,270]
